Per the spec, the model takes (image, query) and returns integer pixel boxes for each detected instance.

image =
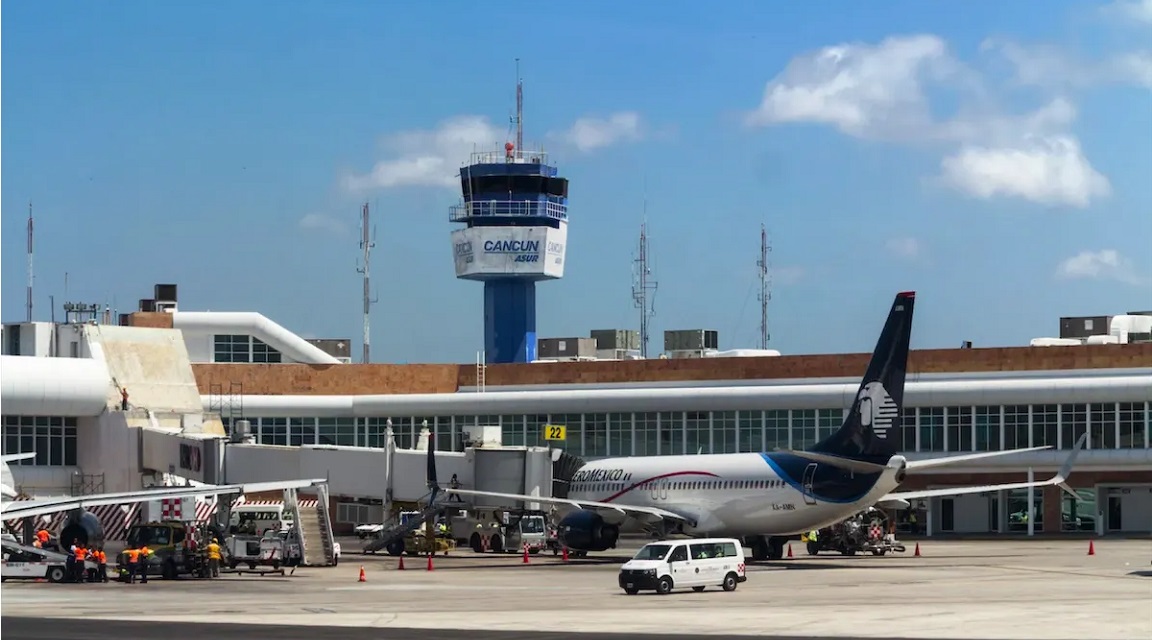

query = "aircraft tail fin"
[810,291,915,465]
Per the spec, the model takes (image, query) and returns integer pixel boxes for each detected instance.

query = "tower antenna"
[757,223,772,349]
[27,201,34,323]
[356,202,379,363]
[515,58,523,154]
[632,200,658,358]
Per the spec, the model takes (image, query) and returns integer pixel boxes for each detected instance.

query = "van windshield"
[633,544,672,561]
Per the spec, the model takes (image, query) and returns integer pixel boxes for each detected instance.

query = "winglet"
[1055,432,1087,484]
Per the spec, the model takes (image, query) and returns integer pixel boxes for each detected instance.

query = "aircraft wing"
[444,488,696,525]
[880,434,1084,507]
[1,479,326,522]
[905,446,1053,470]
[1,453,37,464]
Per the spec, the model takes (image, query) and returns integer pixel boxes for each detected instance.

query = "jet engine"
[557,510,619,552]
[58,509,105,550]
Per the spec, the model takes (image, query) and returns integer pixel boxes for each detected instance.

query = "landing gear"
[746,535,788,561]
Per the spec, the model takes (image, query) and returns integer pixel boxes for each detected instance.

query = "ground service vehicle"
[123,520,225,579]
[1,537,76,583]
[451,508,548,554]
[618,538,747,595]
[803,508,906,557]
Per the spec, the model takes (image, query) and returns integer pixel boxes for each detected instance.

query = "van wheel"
[656,576,673,595]
[722,572,738,592]
[47,566,66,583]
[624,587,639,595]
[692,586,705,592]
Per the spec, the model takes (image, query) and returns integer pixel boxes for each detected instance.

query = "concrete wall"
[85,324,202,414]
[190,343,1152,395]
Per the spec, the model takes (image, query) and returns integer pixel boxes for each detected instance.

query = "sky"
[3,0,1151,363]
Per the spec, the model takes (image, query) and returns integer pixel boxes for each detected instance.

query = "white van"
[618,538,747,595]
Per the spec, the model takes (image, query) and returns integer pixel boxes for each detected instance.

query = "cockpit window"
[633,543,672,560]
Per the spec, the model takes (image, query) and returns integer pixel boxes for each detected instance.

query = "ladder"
[286,485,337,567]
[476,350,486,393]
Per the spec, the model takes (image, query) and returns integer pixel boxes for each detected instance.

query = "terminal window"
[2,416,78,466]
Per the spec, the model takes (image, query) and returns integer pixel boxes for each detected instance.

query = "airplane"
[1,451,325,551]
[438,291,1086,561]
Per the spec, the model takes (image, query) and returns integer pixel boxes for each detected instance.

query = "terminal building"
[3,287,1150,540]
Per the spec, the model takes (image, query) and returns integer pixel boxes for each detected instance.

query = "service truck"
[451,508,548,554]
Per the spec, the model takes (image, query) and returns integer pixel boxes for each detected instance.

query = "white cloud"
[343,112,644,192]
[982,39,1152,89]
[939,136,1111,208]
[773,266,807,286]
[745,34,1127,209]
[1057,249,1149,285]
[298,213,347,235]
[1106,0,1152,25]
[551,112,644,152]
[885,236,923,260]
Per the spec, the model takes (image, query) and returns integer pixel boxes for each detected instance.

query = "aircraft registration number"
[770,503,795,511]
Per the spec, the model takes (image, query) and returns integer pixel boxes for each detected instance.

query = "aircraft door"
[802,463,818,506]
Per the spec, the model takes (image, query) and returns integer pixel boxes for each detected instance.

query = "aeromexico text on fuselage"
[571,468,634,484]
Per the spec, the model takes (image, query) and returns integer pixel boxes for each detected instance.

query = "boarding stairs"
[363,492,446,554]
[286,484,337,567]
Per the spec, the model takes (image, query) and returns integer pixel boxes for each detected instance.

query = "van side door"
[668,544,690,586]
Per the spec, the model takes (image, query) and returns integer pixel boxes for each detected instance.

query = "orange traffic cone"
[397,555,406,570]
[426,553,434,571]
[1087,540,1095,556]
[914,542,921,557]
[786,544,793,559]
[522,545,531,564]
[358,566,366,582]
[561,546,569,562]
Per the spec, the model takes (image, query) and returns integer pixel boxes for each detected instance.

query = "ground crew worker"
[95,548,108,583]
[35,529,50,548]
[207,538,222,578]
[120,387,130,411]
[66,544,77,582]
[137,545,153,583]
[123,547,140,583]
[74,545,89,583]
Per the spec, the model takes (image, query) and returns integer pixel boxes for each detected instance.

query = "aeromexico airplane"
[444,291,1085,561]
[1,451,325,548]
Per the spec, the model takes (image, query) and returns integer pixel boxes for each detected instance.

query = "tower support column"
[484,279,537,363]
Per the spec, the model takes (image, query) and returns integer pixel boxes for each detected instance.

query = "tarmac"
[2,538,1150,640]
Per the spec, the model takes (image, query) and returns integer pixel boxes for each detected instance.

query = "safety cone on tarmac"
[426,553,435,571]
[914,542,921,557]
[561,546,569,562]
[786,544,794,559]
[397,555,406,570]
[1087,540,1096,556]
[358,566,366,582]
[522,544,531,564]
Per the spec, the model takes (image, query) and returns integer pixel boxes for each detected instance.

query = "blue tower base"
[484,279,537,364]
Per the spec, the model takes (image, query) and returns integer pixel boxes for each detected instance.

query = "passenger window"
[721,542,737,557]
[669,546,688,562]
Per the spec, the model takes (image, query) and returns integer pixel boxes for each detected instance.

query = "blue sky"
[3,0,1151,362]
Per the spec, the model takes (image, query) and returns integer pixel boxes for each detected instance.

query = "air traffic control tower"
[449,114,568,364]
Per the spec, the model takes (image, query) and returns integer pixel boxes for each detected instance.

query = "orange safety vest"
[124,548,140,563]
[75,547,88,561]
[36,530,50,543]
[95,550,106,564]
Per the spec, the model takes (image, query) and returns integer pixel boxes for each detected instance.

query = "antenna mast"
[27,202,34,323]
[757,223,772,349]
[515,58,523,153]
[632,210,658,358]
[356,202,378,363]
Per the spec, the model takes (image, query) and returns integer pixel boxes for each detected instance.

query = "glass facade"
[235,401,1151,458]
[2,416,79,466]
[213,334,283,363]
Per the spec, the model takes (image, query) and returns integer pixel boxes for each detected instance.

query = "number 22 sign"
[543,424,567,441]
